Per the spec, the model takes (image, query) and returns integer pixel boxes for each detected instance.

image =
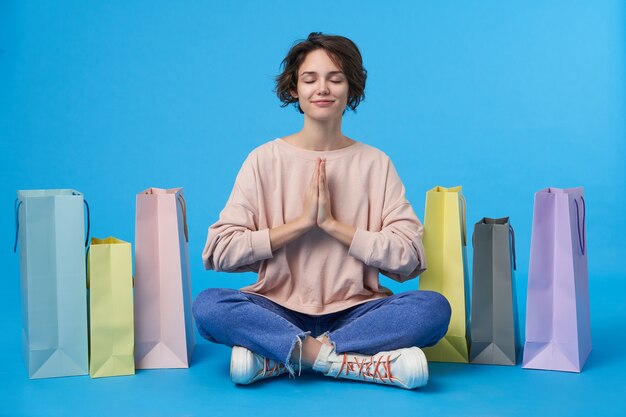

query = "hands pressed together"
[302,157,335,233]
[269,157,356,252]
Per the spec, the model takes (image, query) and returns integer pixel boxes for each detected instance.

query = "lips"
[312,100,334,107]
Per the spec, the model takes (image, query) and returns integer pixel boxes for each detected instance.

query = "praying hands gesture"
[269,157,356,252]
[303,157,333,231]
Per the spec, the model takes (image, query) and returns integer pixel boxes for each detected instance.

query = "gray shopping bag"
[469,217,520,366]
[14,190,90,378]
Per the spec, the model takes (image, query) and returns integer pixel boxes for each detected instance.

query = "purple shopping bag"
[522,187,591,372]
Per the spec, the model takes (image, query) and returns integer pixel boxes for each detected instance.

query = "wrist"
[320,219,356,247]
[297,216,316,231]
[320,218,337,234]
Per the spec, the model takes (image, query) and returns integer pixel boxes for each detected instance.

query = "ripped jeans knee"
[285,331,311,378]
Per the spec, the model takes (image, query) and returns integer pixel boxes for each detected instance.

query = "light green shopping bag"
[87,237,135,378]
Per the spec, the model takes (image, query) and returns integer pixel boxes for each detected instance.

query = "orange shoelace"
[263,358,287,377]
[339,354,394,383]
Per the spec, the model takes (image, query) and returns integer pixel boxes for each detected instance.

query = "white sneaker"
[312,344,429,389]
[230,345,289,385]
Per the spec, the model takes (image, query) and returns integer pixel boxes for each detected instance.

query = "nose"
[317,80,329,95]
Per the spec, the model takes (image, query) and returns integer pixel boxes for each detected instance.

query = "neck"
[296,115,347,151]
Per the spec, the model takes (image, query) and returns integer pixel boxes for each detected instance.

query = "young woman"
[193,32,451,390]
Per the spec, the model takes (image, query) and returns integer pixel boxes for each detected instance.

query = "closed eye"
[304,80,343,84]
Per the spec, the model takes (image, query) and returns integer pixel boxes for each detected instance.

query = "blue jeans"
[192,288,451,376]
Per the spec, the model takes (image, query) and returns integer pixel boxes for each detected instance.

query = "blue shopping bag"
[14,189,90,378]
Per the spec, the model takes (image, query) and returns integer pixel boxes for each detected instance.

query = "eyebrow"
[300,71,345,76]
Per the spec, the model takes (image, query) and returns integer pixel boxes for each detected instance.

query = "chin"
[308,113,342,122]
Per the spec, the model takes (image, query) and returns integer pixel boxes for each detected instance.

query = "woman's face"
[291,49,349,121]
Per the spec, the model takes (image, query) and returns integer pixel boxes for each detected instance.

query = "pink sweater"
[202,138,427,315]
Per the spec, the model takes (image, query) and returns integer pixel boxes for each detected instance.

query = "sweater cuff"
[348,227,375,264]
[250,228,273,262]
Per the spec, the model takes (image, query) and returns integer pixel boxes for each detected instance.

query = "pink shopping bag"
[134,187,195,368]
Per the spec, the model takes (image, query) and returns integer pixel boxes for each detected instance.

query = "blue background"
[1,1,625,416]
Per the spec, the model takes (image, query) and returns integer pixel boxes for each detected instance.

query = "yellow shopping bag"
[87,237,135,378]
[418,186,470,363]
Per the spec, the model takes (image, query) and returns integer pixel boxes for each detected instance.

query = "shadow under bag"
[522,187,591,372]
[470,217,520,366]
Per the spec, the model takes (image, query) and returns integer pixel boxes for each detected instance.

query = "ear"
[290,90,298,99]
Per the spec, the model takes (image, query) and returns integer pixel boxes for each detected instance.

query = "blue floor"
[2,276,624,417]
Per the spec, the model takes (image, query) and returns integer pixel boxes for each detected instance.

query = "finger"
[322,160,329,193]
[316,161,320,183]
[319,168,327,200]
[316,172,321,200]
[311,160,319,186]
[318,166,324,195]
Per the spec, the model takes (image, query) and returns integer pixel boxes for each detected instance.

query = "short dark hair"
[274,32,367,114]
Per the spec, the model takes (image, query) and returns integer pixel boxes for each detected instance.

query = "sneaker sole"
[230,346,253,385]
[406,347,429,389]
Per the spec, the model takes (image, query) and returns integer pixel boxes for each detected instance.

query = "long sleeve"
[202,152,274,272]
[347,157,427,282]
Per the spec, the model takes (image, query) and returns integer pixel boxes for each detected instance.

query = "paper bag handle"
[574,196,586,255]
[177,193,189,242]
[85,245,91,289]
[508,224,517,271]
[469,219,517,271]
[14,196,91,253]
[459,194,467,246]
[83,199,91,248]
[71,192,91,247]
[13,199,22,253]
